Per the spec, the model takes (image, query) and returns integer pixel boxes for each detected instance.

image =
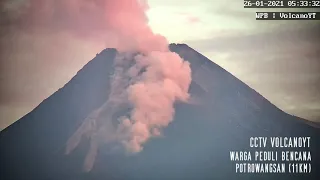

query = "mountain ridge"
[2,43,315,132]
[0,43,319,180]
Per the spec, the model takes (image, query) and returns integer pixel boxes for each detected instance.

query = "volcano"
[0,44,319,180]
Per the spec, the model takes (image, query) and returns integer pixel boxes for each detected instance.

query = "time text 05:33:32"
[244,0,320,8]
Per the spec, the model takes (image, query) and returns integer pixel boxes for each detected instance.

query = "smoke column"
[2,0,192,171]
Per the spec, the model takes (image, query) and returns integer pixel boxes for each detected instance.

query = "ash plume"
[1,0,192,171]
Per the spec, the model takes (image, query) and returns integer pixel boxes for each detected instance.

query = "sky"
[0,0,319,130]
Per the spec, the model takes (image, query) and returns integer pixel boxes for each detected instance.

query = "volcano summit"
[0,44,319,180]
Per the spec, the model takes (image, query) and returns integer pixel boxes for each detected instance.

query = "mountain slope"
[1,44,319,180]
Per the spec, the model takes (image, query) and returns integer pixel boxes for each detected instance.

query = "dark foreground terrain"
[1,44,319,180]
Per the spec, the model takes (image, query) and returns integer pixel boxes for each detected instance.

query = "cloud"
[186,24,320,53]
[0,0,192,172]
[187,16,201,24]
[185,24,320,121]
